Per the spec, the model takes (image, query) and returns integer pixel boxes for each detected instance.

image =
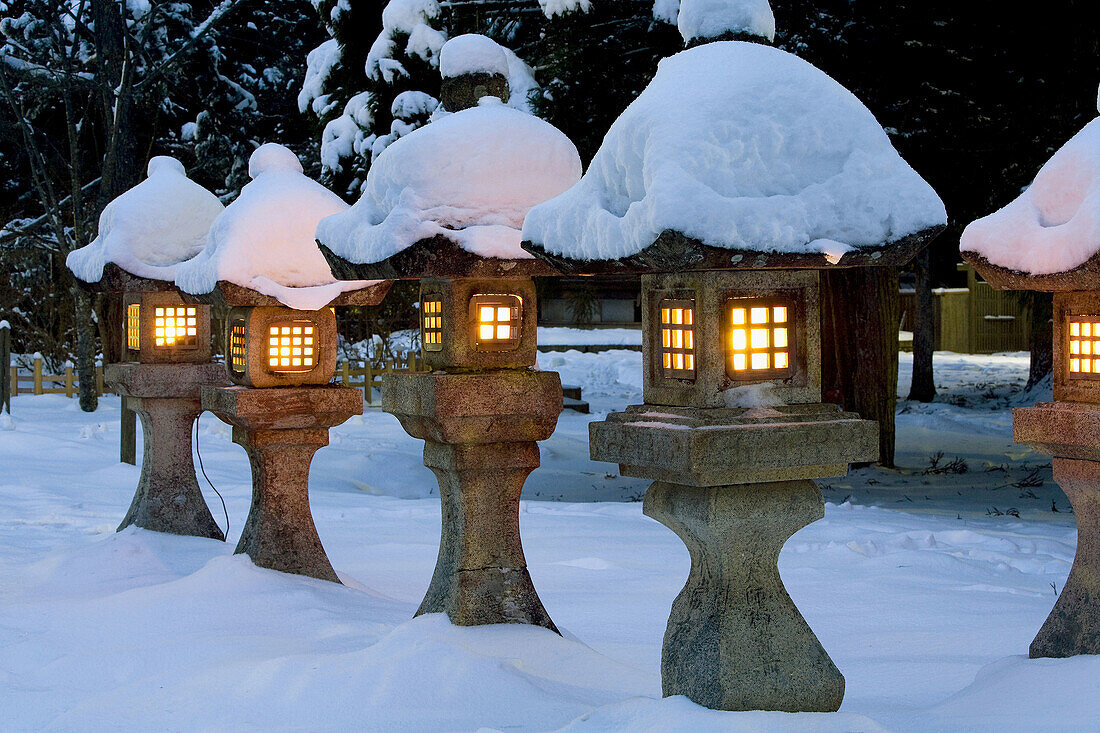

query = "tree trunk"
[71,285,98,412]
[1027,292,1053,391]
[822,267,900,467]
[908,246,936,402]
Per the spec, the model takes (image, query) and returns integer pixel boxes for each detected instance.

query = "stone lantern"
[66,157,229,540]
[522,38,946,711]
[176,143,391,582]
[961,107,1100,658]
[317,34,582,629]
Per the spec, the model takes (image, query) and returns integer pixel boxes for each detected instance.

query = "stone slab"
[592,403,878,486]
[202,384,363,429]
[107,361,229,399]
[383,370,561,444]
[1014,402,1100,461]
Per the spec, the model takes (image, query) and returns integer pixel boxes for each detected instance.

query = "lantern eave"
[522,224,944,276]
[320,236,557,282]
[961,249,1100,293]
[176,278,393,309]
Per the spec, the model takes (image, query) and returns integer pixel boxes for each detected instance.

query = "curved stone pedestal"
[1014,402,1100,657]
[645,479,844,712]
[1030,457,1100,657]
[383,370,562,630]
[105,362,228,540]
[202,385,362,583]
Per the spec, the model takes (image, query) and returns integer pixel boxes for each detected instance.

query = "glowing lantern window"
[127,304,141,351]
[470,294,522,351]
[659,299,696,379]
[230,320,247,374]
[154,306,198,348]
[1067,316,1100,379]
[422,299,443,352]
[267,322,316,373]
[726,299,792,378]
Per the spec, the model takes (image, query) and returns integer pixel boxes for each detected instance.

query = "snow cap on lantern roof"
[961,102,1100,292]
[521,41,946,276]
[175,143,389,309]
[318,98,581,281]
[66,156,224,291]
[678,0,776,46]
[439,34,508,79]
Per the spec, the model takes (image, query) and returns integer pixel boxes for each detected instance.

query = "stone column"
[202,385,362,583]
[1031,456,1100,658]
[645,479,844,712]
[105,362,228,540]
[384,370,562,631]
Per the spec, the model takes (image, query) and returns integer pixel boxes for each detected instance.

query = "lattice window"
[230,321,247,374]
[126,304,141,351]
[1068,316,1100,379]
[470,294,522,351]
[659,299,696,379]
[267,322,316,372]
[725,299,792,378]
[154,306,198,348]
[422,299,443,352]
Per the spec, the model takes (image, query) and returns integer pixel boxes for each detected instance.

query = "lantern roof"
[519,41,946,276]
[961,112,1100,292]
[66,156,224,286]
[317,98,580,281]
[176,144,389,308]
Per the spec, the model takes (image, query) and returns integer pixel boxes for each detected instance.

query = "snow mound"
[175,144,374,310]
[522,42,946,262]
[678,0,775,43]
[440,34,508,79]
[66,156,224,283]
[960,117,1100,276]
[558,695,892,733]
[317,99,581,263]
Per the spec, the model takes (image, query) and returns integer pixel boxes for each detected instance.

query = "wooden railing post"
[120,396,137,465]
[32,354,43,395]
[364,359,374,404]
[64,362,75,398]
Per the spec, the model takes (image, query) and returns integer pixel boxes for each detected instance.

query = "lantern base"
[645,479,844,712]
[1029,457,1100,658]
[105,362,228,540]
[383,369,562,631]
[202,385,363,583]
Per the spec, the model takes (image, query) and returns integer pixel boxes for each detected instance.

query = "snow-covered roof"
[175,144,377,310]
[961,116,1100,281]
[66,157,224,283]
[522,42,946,270]
[317,98,581,270]
[439,34,508,79]
[678,0,775,44]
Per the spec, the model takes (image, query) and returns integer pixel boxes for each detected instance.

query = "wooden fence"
[336,351,424,404]
[7,357,111,398]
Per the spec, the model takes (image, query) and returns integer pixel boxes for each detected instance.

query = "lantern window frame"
[723,297,794,381]
[153,305,199,350]
[265,320,318,374]
[469,293,522,352]
[422,297,444,352]
[229,319,248,375]
[659,298,697,380]
[126,303,141,352]
[1067,315,1100,380]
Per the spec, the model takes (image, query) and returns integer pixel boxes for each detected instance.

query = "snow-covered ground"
[1,350,1095,732]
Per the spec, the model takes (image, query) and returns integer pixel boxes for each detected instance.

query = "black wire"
[194,417,230,541]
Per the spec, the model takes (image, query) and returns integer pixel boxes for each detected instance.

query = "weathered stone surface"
[440,72,509,112]
[222,306,338,389]
[179,279,392,308]
[593,403,878,486]
[1031,457,1100,657]
[1052,291,1100,404]
[644,479,844,712]
[384,370,562,630]
[962,249,1100,293]
[202,385,362,583]
[1014,402,1100,462]
[105,362,228,540]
